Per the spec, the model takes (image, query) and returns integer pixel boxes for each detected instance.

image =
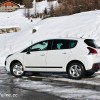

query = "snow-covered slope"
[0,9,100,66]
[31,0,59,13]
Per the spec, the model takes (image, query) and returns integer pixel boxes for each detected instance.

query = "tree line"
[1,0,100,17]
[54,0,100,16]
[22,0,100,17]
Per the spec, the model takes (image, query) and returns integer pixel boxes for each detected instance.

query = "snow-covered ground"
[15,77,100,100]
[0,8,100,66]
[1,66,100,100]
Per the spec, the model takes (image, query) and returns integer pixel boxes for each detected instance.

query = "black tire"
[67,63,85,80]
[10,62,24,77]
[85,71,94,77]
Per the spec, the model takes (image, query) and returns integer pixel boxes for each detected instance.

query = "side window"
[30,40,52,52]
[52,40,70,50]
[70,40,77,48]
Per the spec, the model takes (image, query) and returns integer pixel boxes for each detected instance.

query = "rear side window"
[70,40,77,48]
[84,39,97,48]
[52,39,70,50]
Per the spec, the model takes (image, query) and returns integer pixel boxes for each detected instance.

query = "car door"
[46,39,71,72]
[23,40,52,72]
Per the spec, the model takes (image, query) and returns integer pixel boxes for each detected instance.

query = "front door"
[24,40,51,71]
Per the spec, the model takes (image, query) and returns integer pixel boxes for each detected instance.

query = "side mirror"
[27,48,30,54]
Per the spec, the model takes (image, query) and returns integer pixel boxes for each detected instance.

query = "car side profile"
[5,38,100,79]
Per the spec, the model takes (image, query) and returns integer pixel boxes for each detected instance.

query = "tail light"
[87,47,97,54]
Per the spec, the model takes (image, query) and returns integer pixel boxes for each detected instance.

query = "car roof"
[40,37,84,41]
[35,38,96,43]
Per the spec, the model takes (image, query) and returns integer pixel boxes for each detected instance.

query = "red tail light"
[87,47,97,54]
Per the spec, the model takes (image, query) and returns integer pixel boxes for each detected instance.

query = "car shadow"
[24,72,100,80]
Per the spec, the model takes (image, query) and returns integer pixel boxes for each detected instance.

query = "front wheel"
[67,63,85,80]
[10,62,24,77]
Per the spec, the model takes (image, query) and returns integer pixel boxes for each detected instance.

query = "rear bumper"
[88,63,100,72]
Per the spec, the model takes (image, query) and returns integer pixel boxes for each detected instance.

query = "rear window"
[84,39,98,48]
[70,40,77,48]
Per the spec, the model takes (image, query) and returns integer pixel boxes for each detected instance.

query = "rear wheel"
[67,63,85,80]
[10,62,24,77]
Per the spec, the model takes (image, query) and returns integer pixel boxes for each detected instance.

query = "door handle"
[62,53,67,54]
[40,54,45,56]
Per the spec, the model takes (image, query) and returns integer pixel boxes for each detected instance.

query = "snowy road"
[0,67,100,100]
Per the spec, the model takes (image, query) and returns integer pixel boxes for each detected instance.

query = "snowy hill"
[31,0,59,14]
[0,9,100,66]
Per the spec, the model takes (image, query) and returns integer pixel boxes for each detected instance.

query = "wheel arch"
[10,60,22,70]
[66,60,86,73]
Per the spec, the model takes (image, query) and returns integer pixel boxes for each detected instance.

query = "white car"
[5,38,100,79]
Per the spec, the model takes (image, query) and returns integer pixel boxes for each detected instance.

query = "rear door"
[46,39,71,72]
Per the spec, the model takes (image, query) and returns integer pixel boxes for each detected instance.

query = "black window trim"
[21,39,78,53]
[69,40,78,49]
[22,40,53,53]
[51,39,70,50]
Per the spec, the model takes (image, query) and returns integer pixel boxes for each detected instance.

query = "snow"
[31,0,59,13]
[0,3,100,66]
[50,77,100,86]
[15,78,100,100]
